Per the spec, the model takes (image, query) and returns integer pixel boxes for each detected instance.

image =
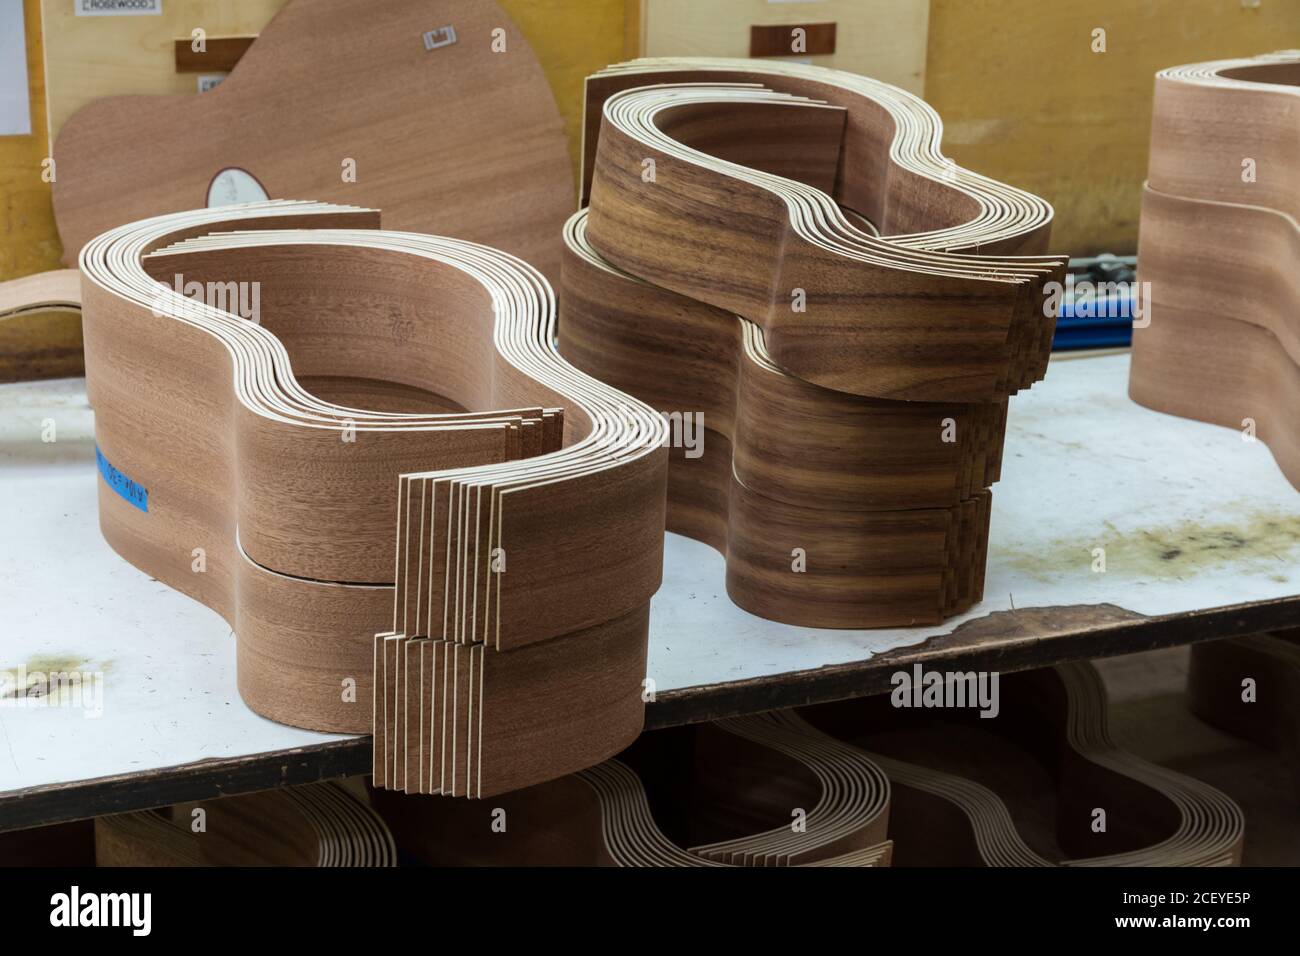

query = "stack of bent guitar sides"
[95,782,397,867]
[562,58,1065,628]
[79,201,667,798]
[369,662,1243,867]
[372,710,895,867]
[1131,51,1300,491]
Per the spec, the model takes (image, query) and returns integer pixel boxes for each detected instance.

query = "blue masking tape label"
[95,445,148,512]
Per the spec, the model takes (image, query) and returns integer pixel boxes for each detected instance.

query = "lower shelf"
[2,350,1298,831]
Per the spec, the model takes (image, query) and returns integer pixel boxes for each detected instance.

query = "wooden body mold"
[1131,52,1300,489]
[371,711,891,866]
[80,200,667,796]
[581,60,1066,403]
[95,782,396,866]
[50,0,572,284]
[800,662,1244,866]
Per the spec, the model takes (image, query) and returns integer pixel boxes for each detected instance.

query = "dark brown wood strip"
[173,35,256,74]
[749,23,836,58]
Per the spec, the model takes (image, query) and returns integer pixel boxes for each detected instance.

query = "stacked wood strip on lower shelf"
[79,200,667,794]
[366,661,1242,866]
[1131,51,1300,490]
[579,58,1058,258]
[799,662,1243,866]
[17,661,1249,867]
[96,782,396,866]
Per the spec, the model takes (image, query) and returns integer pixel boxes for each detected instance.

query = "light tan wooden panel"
[638,0,928,94]
[40,0,286,146]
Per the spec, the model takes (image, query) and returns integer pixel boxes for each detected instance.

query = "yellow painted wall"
[1,0,56,278]
[498,0,630,174]
[0,0,79,380]
[925,0,1300,255]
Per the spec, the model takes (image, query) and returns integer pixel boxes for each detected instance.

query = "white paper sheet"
[0,0,32,136]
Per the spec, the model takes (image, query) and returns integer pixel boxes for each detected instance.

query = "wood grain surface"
[371,711,891,866]
[95,781,395,866]
[561,206,997,627]
[81,200,666,798]
[580,58,1057,256]
[586,87,1057,402]
[51,0,573,283]
[1130,52,1300,490]
[562,210,1010,511]
[560,59,1063,626]
[579,60,1063,402]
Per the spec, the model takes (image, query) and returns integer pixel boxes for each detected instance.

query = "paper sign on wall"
[75,0,164,15]
[0,0,32,135]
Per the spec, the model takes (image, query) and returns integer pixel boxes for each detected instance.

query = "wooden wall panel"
[40,0,287,145]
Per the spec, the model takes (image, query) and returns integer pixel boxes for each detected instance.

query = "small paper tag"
[76,0,163,16]
[197,74,226,93]
[422,25,457,51]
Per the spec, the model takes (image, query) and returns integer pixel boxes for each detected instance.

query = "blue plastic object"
[1051,294,1136,350]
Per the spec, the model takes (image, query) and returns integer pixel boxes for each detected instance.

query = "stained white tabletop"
[1,352,1297,804]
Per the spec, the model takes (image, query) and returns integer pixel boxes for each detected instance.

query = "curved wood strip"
[683,712,891,866]
[377,605,650,799]
[0,269,81,320]
[800,662,1244,866]
[582,73,1064,402]
[1148,53,1300,223]
[723,472,989,628]
[563,210,1004,511]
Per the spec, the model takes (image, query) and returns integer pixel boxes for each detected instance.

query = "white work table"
[2,351,1297,830]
